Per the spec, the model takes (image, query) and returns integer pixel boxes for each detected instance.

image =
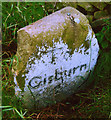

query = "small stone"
[90,2,107,10]
[63,2,78,9]
[91,16,111,31]
[107,4,111,14]
[67,13,71,16]
[105,2,111,5]
[77,2,95,12]
[94,10,108,20]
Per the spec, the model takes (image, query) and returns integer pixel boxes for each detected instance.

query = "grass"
[2,2,111,119]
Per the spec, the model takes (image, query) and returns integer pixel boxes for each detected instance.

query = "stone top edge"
[17,6,88,33]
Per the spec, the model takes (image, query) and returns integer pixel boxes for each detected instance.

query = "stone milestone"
[13,7,99,109]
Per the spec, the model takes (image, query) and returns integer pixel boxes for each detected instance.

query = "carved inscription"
[29,64,87,88]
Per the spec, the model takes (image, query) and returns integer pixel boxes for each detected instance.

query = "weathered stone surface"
[104,1,111,5]
[90,2,107,10]
[77,2,95,12]
[86,15,94,23]
[13,7,99,109]
[94,10,108,20]
[63,2,78,9]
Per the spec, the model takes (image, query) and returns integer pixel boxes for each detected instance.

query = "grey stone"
[13,7,99,109]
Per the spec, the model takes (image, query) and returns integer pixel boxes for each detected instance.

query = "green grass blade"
[0,106,12,108]
[14,55,19,66]
[2,108,14,111]
[13,107,25,119]
[109,112,111,118]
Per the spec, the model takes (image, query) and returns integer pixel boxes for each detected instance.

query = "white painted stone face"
[13,7,99,109]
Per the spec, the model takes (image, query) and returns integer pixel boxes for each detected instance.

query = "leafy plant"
[2,2,47,59]
[96,19,111,50]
